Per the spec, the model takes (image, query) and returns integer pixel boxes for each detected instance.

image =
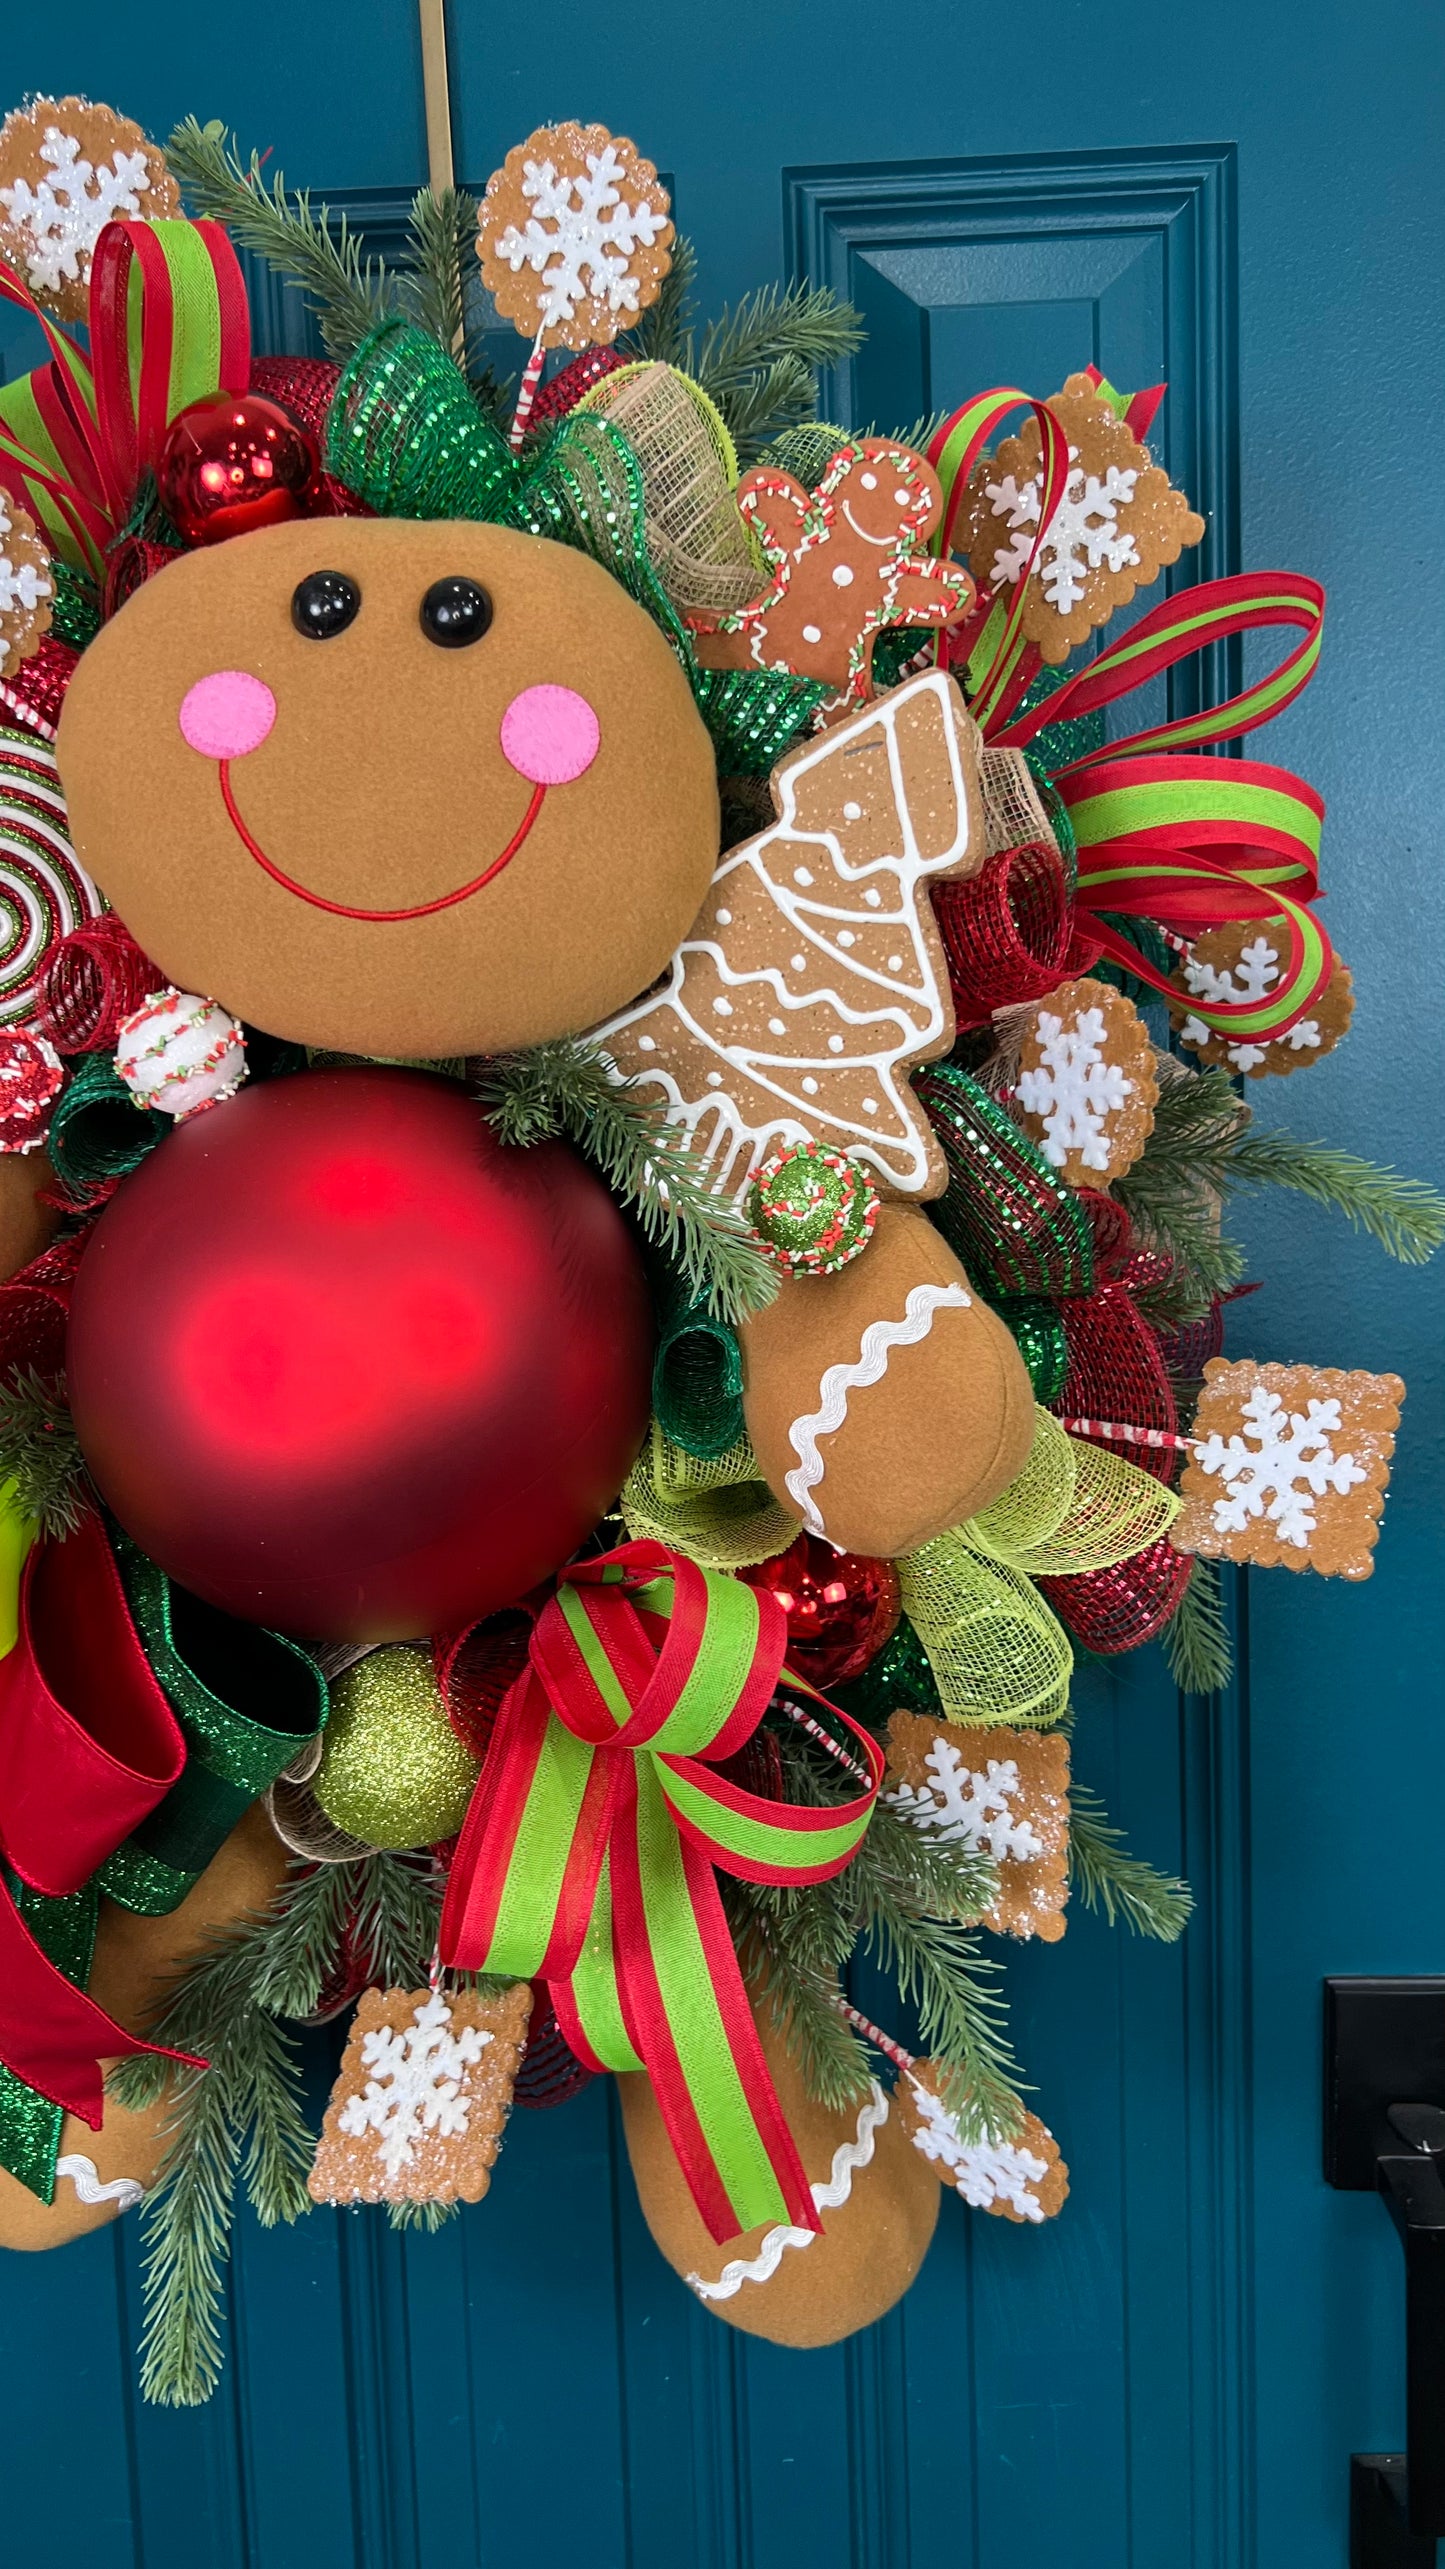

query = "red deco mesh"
[0,1231,88,1376]
[432,1609,533,1764]
[527,346,626,428]
[102,537,180,620]
[248,355,373,517]
[0,634,80,740]
[932,839,1102,1029]
[33,915,165,1053]
[1040,1532,1192,1655]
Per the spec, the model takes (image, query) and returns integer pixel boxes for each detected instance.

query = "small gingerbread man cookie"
[687,439,973,707]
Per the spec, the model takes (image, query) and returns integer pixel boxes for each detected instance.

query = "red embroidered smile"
[217,761,546,922]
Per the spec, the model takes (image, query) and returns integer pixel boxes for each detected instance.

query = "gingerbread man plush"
[687,437,974,706]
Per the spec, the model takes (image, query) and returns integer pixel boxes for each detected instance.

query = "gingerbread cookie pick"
[1171,919,1355,1077]
[1173,1360,1404,1580]
[587,667,986,1206]
[885,1712,1070,1943]
[308,1982,533,2206]
[1012,977,1158,1188]
[687,439,973,709]
[0,97,177,322]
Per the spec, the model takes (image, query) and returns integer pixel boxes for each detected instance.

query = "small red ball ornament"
[157,391,319,546]
[66,1068,653,1641]
[741,1531,903,1689]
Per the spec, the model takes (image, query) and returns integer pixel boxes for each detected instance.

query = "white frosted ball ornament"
[115,986,247,1120]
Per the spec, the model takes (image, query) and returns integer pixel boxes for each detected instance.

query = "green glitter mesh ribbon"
[0,1876,96,2198]
[98,1538,329,1916]
[46,1053,161,1204]
[834,1617,944,1732]
[651,1288,745,1462]
[47,561,101,651]
[323,328,822,775]
[1000,1297,1069,1402]
[915,1062,1094,1302]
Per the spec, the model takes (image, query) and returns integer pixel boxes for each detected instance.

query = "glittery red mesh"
[932,840,1102,1029]
[0,635,80,741]
[33,914,166,1053]
[0,1231,88,1375]
[102,537,180,618]
[527,346,626,428]
[433,1609,533,1764]
[1040,1532,1192,1654]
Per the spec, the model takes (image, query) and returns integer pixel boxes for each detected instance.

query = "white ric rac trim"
[55,2154,144,2213]
[784,1283,971,1537]
[687,2082,889,2303]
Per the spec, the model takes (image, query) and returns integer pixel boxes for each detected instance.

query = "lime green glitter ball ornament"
[313,1645,481,1849]
[746,1143,879,1277]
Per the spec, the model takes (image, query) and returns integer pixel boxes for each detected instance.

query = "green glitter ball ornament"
[313,1645,481,1849]
[747,1143,879,1277]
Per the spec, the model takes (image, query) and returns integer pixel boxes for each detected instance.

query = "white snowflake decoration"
[906,2077,1049,2221]
[888,1738,1044,1865]
[0,125,152,298]
[494,145,669,329]
[1016,1002,1134,1172]
[1194,1385,1367,1549]
[985,444,1140,614]
[336,1990,492,2183]
[1179,937,1322,1071]
[0,501,48,621]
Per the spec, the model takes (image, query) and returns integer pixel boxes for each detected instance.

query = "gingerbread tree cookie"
[897,2066,1069,2222]
[885,1711,1070,1943]
[1171,919,1354,1077]
[586,668,985,1206]
[953,372,1204,663]
[0,98,177,322]
[308,1983,533,2206]
[1013,977,1158,1187]
[687,439,973,708]
[1173,1360,1404,1579]
[477,123,673,352]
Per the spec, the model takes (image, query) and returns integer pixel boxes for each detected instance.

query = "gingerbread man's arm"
[684,471,811,640]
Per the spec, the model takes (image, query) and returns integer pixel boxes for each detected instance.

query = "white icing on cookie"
[785,1282,972,1537]
[686,2082,888,2301]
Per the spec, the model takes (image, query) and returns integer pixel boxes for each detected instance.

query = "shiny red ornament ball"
[66,1068,653,1641]
[741,1531,902,1689]
[157,391,319,546]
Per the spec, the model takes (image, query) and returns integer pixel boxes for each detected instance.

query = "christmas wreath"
[0,98,1436,2401]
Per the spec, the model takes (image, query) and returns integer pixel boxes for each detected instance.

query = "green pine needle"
[1162,1556,1233,1697]
[401,183,474,354]
[168,119,396,361]
[1068,1785,1192,1941]
[620,234,698,365]
[689,282,863,462]
[477,1041,776,1325]
[1227,1126,1445,1264]
[0,1365,90,1536]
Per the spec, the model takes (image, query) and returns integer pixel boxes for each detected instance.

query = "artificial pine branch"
[861,1893,1023,2141]
[690,283,863,461]
[166,119,396,361]
[0,1364,90,1535]
[719,355,820,460]
[1226,1126,1445,1264]
[1162,1555,1233,1697]
[477,1041,776,1325]
[1068,1785,1193,1941]
[402,183,475,354]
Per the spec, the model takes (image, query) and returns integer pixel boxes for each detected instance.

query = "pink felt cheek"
[498,684,600,787]
[178,670,278,762]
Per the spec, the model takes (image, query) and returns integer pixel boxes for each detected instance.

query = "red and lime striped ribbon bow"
[0,215,250,574]
[927,388,1072,734]
[440,1542,882,2243]
[998,570,1331,1037]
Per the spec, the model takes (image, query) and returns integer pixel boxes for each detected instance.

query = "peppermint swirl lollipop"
[0,726,101,1025]
[747,1143,880,1277]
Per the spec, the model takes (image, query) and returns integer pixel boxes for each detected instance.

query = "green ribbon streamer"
[0,1877,97,2199]
[98,1539,328,1916]
[46,1054,161,1204]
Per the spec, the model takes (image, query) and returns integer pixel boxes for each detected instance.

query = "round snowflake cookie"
[0,498,51,679]
[746,1142,880,1276]
[0,98,177,322]
[1011,976,1158,1189]
[115,986,246,1120]
[1169,917,1354,1078]
[477,122,673,352]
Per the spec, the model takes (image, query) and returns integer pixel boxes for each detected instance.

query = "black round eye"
[420,576,493,648]
[292,570,361,640]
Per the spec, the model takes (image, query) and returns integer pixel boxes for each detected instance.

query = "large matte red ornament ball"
[157,391,319,546]
[741,1531,902,1690]
[66,1068,653,1641]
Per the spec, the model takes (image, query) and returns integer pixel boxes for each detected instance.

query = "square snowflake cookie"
[1173,1360,1404,1579]
[1012,976,1158,1188]
[896,2066,1069,2223]
[309,1982,533,2206]
[884,1711,1070,1942]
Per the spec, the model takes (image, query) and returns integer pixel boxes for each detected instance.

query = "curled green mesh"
[620,1424,793,1567]
[325,322,517,522]
[1001,1297,1069,1402]
[651,1292,745,1460]
[47,1054,161,1203]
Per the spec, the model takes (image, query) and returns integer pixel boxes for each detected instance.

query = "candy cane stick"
[509,328,547,449]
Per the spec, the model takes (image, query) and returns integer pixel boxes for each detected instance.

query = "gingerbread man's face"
[57,518,719,1058]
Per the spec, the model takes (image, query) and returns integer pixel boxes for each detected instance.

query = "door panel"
[0,9,1441,2563]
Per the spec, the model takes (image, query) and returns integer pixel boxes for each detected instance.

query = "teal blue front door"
[0,9,1440,2564]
